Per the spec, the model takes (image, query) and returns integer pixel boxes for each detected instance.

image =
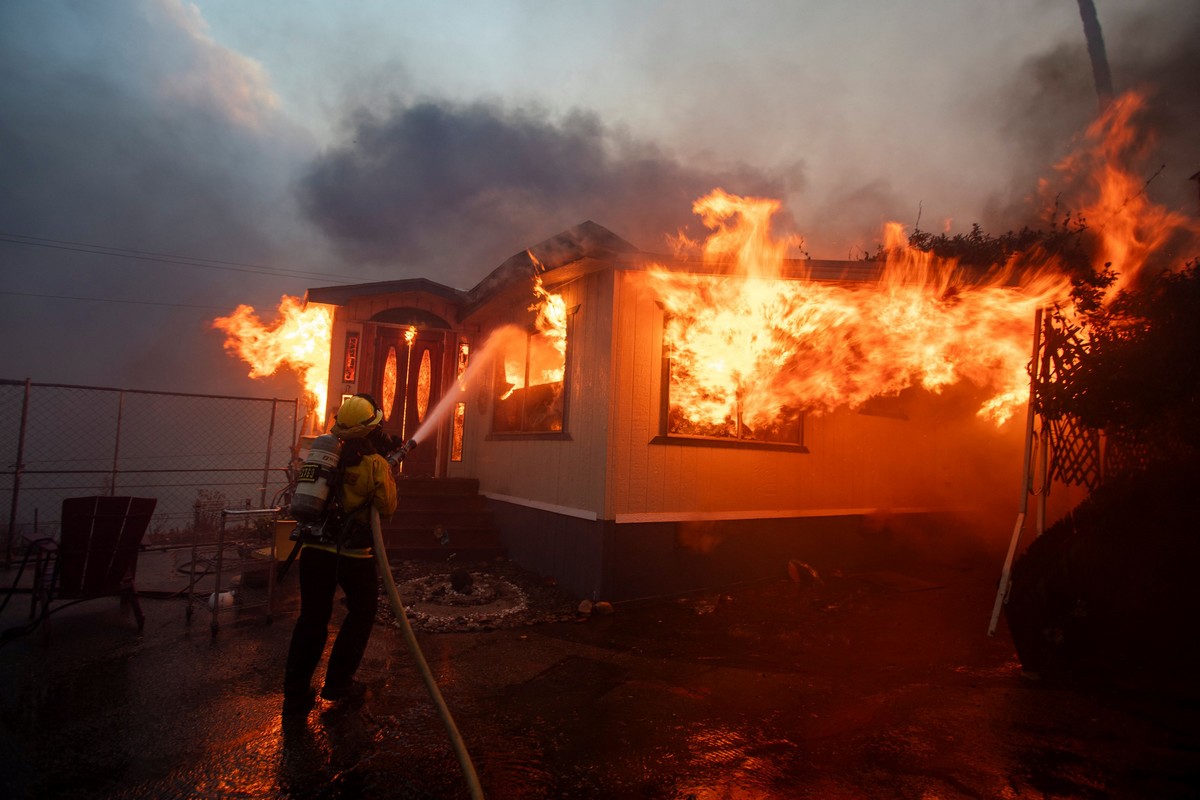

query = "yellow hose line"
[371,506,485,799]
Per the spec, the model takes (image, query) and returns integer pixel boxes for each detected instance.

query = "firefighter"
[282,393,399,718]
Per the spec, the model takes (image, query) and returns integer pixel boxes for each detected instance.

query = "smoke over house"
[298,100,800,288]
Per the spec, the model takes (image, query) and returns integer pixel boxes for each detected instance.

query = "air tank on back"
[290,433,341,522]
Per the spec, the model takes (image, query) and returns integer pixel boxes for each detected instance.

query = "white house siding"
[449,267,615,519]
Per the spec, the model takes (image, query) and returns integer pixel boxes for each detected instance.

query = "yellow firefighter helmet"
[331,393,384,439]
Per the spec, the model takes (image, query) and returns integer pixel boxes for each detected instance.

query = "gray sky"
[1,0,1195,397]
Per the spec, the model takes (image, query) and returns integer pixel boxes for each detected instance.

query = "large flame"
[500,269,568,400]
[652,204,1069,428]
[531,275,568,374]
[1045,91,1199,301]
[209,94,1190,443]
[651,93,1196,430]
[213,295,332,418]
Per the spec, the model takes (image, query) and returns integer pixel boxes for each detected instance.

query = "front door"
[371,327,443,476]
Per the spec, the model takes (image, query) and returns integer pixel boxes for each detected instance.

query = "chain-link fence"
[1,378,301,561]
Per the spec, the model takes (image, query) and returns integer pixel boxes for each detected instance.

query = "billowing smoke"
[0,0,331,395]
[984,0,1200,229]
[300,100,799,288]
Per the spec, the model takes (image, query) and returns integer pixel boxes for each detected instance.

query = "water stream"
[409,324,524,446]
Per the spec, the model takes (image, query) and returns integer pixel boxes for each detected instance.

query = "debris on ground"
[376,559,579,632]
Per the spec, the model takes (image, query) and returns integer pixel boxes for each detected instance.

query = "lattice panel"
[1046,413,1102,490]
[1036,311,1103,490]
[1104,435,1148,478]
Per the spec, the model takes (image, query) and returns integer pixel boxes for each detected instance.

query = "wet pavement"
[2,544,1198,799]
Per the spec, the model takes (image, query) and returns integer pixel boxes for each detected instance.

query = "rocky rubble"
[375,558,581,633]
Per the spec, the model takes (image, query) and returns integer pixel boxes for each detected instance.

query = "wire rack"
[185,507,282,636]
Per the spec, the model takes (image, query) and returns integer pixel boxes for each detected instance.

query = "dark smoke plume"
[0,1,327,394]
[300,100,797,288]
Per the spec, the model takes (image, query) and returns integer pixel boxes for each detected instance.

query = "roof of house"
[460,220,638,313]
[304,277,466,307]
[304,221,882,315]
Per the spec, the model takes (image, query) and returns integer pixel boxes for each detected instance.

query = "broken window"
[492,327,567,434]
[661,320,805,447]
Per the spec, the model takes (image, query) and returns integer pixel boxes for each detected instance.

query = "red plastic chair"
[27,496,157,638]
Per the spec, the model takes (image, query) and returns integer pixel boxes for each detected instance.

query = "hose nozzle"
[387,438,418,466]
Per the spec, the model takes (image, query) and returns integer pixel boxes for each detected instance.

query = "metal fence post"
[259,400,279,508]
[5,378,31,563]
[110,389,125,496]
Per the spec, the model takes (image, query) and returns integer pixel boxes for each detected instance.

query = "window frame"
[487,309,575,441]
[655,308,809,452]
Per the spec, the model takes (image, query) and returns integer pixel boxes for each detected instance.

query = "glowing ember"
[212,295,332,420]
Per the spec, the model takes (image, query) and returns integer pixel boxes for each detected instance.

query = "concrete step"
[384,508,493,532]
[381,529,506,561]
[383,477,504,560]
[396,477,481,496]
[396,493,488,512]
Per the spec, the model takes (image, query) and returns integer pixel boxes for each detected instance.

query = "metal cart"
[186,506,282,636]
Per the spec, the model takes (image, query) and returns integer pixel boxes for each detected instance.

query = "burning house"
[293,192,1055,602]
[214,92,1200,603]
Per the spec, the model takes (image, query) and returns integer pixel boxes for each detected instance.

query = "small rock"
[577,599,594,615]
[593,601,614,615]
[450,568,474,594]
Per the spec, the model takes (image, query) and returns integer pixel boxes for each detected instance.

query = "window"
[451,338,470,461]
[492,327,567,434]
[380,346,398,421]
[660,316,806,449]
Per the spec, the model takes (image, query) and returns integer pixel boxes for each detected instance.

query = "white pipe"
[988,307,1044,637]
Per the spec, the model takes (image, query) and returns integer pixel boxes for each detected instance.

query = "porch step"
[383,477,505,560]
[397,477,482,496]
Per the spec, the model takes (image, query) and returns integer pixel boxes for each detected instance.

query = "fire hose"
[370,482,484,799]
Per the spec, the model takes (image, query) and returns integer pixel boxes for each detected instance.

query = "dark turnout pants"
[284,546,378,698]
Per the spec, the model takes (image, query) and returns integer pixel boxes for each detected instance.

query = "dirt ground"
[2,548,1198,799]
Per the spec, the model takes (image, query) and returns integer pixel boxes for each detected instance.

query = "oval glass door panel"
[416,349,431,422]
[382,346,398,421]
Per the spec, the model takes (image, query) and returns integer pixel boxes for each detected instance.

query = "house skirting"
[486,497,969,602]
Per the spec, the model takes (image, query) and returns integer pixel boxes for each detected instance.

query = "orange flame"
[652,89,1198,432]
[500,267,568,400]
[531,275,567,371]
[1046,91,1199,301]
[213,295,332,417]
[652,192,1073,429]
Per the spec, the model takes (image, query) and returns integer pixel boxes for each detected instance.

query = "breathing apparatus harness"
[279,395,415,578]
